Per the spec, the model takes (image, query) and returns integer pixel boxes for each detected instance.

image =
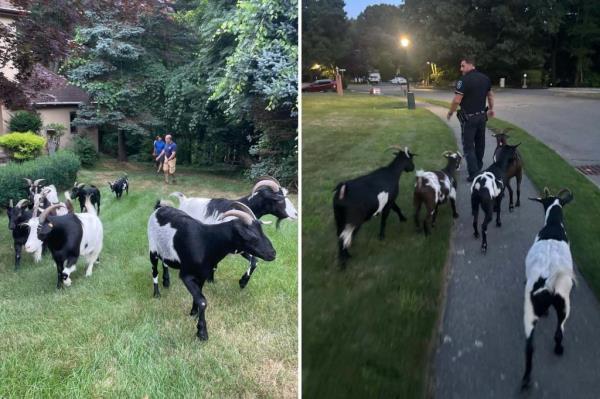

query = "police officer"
[447,57,495,182]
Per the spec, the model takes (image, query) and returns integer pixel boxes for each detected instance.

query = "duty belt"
[465,110,486,117]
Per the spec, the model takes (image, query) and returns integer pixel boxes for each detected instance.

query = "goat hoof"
[555,345,564,355]
[521,376,531,391]
[163,280,170,288]
[516,202,521,207]
[509,206,514,212]
[481,245,487,253]
[400,216,407,222]
[197,329,208,341]
[453,213,459,219]
[378,234,385,241]
[496,221,502,227]
[190,309,198,316]
[473,232,480,239]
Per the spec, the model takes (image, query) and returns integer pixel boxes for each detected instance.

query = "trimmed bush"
[71,136,98,167]
[0,131,46,161]
[8,111,43,133]
[0,150,81,208]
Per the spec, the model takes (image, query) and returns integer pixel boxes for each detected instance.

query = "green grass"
[302,93,457,398]
[0,160,297,398]
[418,96,600,299]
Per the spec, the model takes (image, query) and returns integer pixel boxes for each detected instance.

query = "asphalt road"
[348,84,600,186]
[419,103,600,398]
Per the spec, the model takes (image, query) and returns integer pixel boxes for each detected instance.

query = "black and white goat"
[7,199,42,269]
[108,175,129,199]
[24,195,103,288]
[492,130,523,211]
[413,151,462,235]
[333,146,416,267]
[470,143,520,253]
[148,201,276,340]
[32,185,68,217]
[521,188,575,389]
[70,182,101,215]
[170,176,297,288]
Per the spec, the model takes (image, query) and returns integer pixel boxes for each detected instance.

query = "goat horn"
[442,150,453,157]
[251,180,281,195]
[33,179,45,186]
[220,209,253,225]
[229,201,258,220]
[24,178,33,185]
[77,183,85,188]
[543,187,551,198]
[39,203,63,224]
[9,199,13,208]
[16,199,28,208]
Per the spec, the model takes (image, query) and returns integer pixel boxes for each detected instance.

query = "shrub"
[71,135,98,167]
[0,132,46,161]
[0,150,81,207]
[8,111,43,133]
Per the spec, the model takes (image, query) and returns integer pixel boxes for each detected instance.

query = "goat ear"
[491,133,497,137]
[558,189,573,206]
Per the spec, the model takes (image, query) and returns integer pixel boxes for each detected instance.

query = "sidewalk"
[422,102,600,398]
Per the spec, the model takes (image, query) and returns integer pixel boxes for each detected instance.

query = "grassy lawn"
[418,97,600,300]
[0,160,297,398]
[302,93,457,398]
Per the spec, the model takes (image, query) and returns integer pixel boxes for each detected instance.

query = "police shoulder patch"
[457,80,463,89]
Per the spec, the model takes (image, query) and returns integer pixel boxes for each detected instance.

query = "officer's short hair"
[461,56,476,66]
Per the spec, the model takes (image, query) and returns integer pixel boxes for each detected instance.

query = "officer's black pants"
[460,114,486,178]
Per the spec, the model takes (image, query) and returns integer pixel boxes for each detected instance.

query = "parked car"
[390,76,408,85]
[302,79,337,92]
[368,72,381,84]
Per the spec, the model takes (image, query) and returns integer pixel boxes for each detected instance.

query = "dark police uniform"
[455,69,492,179]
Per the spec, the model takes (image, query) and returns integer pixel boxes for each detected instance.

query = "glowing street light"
[400,36,410,48]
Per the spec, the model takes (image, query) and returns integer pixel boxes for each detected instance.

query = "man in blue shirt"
[153,135,165,173]
[156,134,177,184]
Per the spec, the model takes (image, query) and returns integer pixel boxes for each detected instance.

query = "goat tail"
[547,268,576,296]
[169,191,187,204]
[84,194,97,216]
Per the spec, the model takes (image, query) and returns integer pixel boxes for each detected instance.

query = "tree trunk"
[117,129,127,162]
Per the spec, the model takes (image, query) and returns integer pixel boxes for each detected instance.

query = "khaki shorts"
[163,158,176,174]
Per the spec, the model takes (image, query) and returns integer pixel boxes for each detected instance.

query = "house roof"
[23,64,90,107]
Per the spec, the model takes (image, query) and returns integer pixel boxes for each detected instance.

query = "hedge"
[0,150,81,208]
[0,132,46,161]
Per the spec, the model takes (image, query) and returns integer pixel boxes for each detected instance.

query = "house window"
[70,112,77,134]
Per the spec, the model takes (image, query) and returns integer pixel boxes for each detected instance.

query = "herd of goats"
[5,175,298,342]
[332,131,575,389]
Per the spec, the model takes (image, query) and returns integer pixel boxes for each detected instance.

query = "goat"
[521,188,575,390]
[333,146,416,267]
[492,130,523,211]
[108,175,129,199]
[148,201,276,340]
[32,185,68,217]
[70,182,101,215]
[24,194,103,288]
[413,151,462,235]
[170,176,297,288]
[7,199,42,269]
[471,143,520,253]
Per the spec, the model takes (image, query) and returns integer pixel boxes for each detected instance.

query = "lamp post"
[522,73,528,89]
[400,36,415,109]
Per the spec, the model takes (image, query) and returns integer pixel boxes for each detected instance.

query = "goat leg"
[379,206,392,240]
[162,262,170,287]
[391,202,407,222]
[521,331,535,390]
[494,196,502,227]
[239,253,258,289]
[151,252,161,297]
[14,243,21,271]
[507,182,514,212]
[554,295,567,355]
[182,275,208,340]
[450,198,459,219]
[516,170,522,207]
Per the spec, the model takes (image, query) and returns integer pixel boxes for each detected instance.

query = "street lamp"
[522,73,528,89]
[400,36,410,48]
